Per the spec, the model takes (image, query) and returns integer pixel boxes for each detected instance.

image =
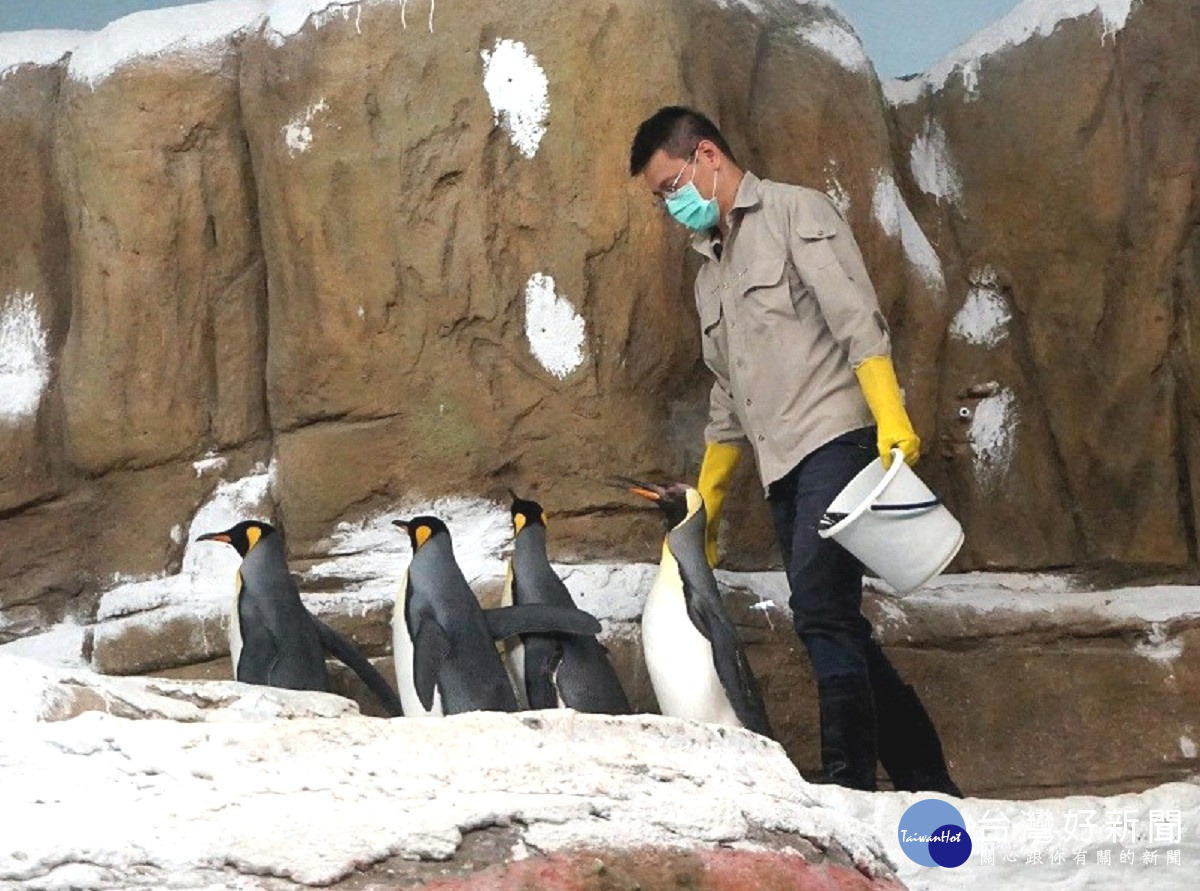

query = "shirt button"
[757,435,765,442]
[745,398,752,406]
[736,360,745,368]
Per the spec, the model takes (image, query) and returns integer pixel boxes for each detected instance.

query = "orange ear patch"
[415,525,432,548]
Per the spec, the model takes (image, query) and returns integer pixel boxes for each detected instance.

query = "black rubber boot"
[816,674,879,791]
[875,682,962,797]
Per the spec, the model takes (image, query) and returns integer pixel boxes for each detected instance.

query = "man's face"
[641,149,696,204]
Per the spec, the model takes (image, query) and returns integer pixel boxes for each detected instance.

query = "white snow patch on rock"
[282,97,329,156]
[795,18,871,73]
[910,118,963,203]
[524,272,586,379]
[1135,623,1185,664]
[0,30,85,79]
[870,172,946,292]
[67,0,264,85]
[480,39,549,159]
[192,450,228,476]
[970,387,1019,489]
[885,0,1139,103]
[97,465,274,621]
[951,268,1012,347]
[0,292,51,422]
[1182,735,1198,759]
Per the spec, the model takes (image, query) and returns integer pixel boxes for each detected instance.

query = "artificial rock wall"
[2,0,1200,634]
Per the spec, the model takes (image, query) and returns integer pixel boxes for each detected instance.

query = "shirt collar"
[690,171,763,260]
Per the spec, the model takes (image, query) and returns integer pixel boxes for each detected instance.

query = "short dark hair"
[628,106,738,177]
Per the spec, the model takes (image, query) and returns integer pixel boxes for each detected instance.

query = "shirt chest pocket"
[736,257,796,320]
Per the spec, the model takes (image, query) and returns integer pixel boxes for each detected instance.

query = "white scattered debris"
[950,268,1012,347]
[1135,623,1185,664]
[282,97,328,156]
[523,272,586,379]
[885,0,1140,103]
[910,119,963,203]
[480,38,550,159]
[0,30,84,79]
[970,388,1019,490]
[870,172,947,292]
[0,292,51,423]
[191,450,228,476]
[1182,735,1198,759]
[795,17,871,73]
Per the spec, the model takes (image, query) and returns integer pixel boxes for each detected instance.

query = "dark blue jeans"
[767,426,906,691]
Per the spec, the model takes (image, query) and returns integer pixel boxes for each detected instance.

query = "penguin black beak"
[196,532,231,544]
[391,519,410,533]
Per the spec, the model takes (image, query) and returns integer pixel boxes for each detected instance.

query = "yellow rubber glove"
[854,355,920,468]
[696,441,742,567]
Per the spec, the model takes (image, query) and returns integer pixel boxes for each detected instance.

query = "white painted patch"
[192,451,228,477]
[0,30,84,79]
[282,98,329,156]
[823,161,851,218]
[910,119,963,203]
[0,292,51,423]
[795,18,871,73]
[1182,735,1198,759]
[524,273,586,379]
[480,39,550,159]
[887,0,1138,102]
[870,172,946,292]
[950,268,1012,347]
[970,387,1019,489]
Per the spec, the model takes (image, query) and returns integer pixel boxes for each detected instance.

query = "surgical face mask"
[663,157,720,230]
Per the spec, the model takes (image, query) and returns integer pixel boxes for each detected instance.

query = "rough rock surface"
[0,659,902,890]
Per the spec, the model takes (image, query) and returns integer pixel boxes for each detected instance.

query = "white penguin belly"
[641,558,741,729]
[500,568,530,709]
[393,569,444,717]
[228,572,244,679]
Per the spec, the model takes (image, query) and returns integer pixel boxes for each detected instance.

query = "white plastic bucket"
[817,449,963,594]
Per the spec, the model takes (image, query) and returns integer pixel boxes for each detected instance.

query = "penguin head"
[508,489,548,535]
[195,520,277,557]
[392,515,450,551]
[627,480,704,530]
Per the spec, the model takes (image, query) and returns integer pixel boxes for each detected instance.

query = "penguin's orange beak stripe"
[197,533,231,544]
[629,487,661,502]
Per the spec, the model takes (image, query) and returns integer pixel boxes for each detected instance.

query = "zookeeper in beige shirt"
[629,105,960,796]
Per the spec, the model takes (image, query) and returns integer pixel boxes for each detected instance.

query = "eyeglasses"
[657,152,697,204]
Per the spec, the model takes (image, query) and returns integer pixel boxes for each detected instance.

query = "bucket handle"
[870,497,941,515]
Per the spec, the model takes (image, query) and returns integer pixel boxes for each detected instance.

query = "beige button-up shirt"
[693,172,890,491]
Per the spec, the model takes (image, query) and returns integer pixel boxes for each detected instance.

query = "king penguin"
[626,481,773,738]
[197,520,404,716]
[392,515,603,717]
[503,492,631,714]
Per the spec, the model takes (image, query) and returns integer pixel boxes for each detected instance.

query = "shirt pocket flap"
[742,257,787,292]
[795,221,837,241]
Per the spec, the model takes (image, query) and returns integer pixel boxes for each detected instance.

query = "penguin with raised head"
[503,492,631,714]
[625,481,773,738]
[392,515,603,717]
[196,520,404,716]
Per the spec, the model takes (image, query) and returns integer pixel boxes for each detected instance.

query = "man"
[629,106,959,795]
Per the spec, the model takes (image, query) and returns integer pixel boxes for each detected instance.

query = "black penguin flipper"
[412,615,451,712]
[697,601,774,739]
[554,638,633,715]
[235,596,282,685]
[523,636,564,710]
[482,604,601,639]
[313,618,405,717]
